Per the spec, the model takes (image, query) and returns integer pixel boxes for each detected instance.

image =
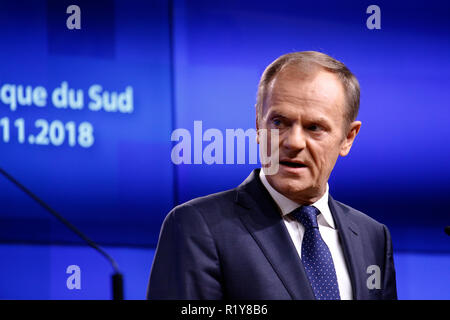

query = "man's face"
[257,67,361,204]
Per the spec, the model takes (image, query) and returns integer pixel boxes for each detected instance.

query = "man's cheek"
[314,156,326,178]
[267,131,280,175]
[259,128,280,175]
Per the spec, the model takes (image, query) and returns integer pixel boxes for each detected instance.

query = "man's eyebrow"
[309,116,330,124]
[301,116,332,127]
[266,110,332,126]
[265,109,290,119]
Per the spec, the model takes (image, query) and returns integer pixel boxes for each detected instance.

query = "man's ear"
[340,121,362,157]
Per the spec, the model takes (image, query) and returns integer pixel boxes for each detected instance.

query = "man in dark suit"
[147,51,397,300]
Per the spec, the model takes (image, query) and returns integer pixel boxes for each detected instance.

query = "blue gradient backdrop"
[0,0,448,299]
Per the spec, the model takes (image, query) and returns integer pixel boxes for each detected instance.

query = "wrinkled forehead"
[264,65,346,116]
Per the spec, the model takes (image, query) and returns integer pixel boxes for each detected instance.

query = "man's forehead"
[267,91,326,110]
[272,63,322,84]
[271,66,342,93]
[265,68,346,114]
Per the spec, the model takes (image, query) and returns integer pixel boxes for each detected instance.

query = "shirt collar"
[259,169,335,229]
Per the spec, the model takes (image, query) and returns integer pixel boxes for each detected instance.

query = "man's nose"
[282,124,306,151]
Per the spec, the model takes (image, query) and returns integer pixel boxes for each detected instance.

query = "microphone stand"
[0,167,124,300]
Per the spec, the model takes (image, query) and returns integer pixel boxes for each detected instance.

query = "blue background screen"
[0,0,448,299]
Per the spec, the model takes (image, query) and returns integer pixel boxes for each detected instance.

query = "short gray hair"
[256,51,360,128]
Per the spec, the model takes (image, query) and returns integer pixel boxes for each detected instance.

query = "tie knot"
[292,205,319,229]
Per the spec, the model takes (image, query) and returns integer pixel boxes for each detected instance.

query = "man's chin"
[267,175,313,198]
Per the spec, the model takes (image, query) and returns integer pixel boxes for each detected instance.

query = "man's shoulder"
[163,170,260,228]
[331,197,387,232]
[167,187,238,221]
[156,187,242,238]
[178,188,237,210]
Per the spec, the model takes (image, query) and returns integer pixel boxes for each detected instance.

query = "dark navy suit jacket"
[147,169,397,300]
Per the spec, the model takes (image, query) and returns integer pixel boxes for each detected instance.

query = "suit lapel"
[235,170,315,300]
[328,196,366,299]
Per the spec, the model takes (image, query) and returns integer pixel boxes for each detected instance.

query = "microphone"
[0,167,124,300]
[445,226,450,236]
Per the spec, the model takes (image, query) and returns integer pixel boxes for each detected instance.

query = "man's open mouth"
[280,161,307,168]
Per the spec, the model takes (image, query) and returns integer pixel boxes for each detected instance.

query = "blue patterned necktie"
[291,205,341,300]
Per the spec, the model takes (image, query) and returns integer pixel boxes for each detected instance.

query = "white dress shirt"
[259,170,353,300]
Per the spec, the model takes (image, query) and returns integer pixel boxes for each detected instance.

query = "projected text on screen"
[0,81,134,148]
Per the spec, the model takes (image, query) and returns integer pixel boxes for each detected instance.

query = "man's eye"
[272,118,282,126]
[308,125,321,131]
